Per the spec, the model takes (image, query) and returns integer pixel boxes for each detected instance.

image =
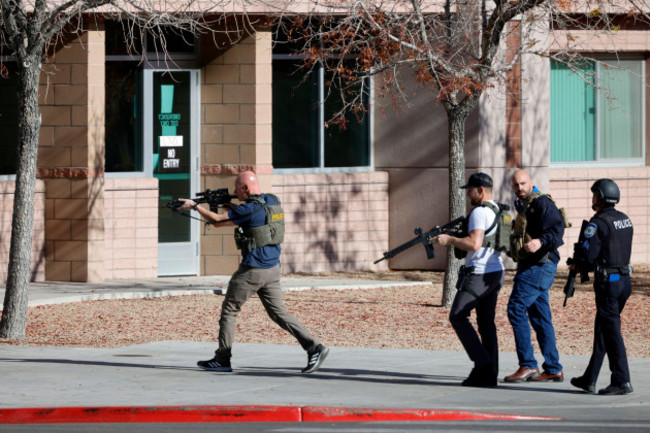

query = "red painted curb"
[302,406,558,422]
[0,406,301,424]
[0,405,560,424]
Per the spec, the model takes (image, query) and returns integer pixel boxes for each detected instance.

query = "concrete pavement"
[14,275,434,306]
[1,276,649,424]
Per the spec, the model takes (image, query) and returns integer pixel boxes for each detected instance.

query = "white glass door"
[144,69,200,275]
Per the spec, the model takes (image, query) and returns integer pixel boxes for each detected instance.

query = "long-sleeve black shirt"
[519,194,565,266]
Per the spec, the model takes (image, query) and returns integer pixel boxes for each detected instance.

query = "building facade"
[0,16,649,283]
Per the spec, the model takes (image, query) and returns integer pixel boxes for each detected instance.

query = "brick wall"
[104,178,159,279]
[550,167,650,264]
[272,172,389,273]
[0,180,46,283]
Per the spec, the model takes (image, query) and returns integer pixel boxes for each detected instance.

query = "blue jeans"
[507,260,562,374]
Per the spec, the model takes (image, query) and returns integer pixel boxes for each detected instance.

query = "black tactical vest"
[593,208,633,268]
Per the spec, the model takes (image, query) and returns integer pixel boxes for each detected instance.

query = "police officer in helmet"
[571,178,634,395]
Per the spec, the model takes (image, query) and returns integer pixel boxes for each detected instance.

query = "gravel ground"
[1,266,649,358]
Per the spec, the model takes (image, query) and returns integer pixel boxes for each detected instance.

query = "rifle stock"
[374,217,465,264]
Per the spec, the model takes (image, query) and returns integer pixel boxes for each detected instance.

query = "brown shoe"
[529,371,564,382]
[504,367,540,383]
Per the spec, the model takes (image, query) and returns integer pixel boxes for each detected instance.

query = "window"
[105,61,142,172]
[272,54,371,170]
[105,21,197,174]
[0,62,19,176]
[551,59,644,164]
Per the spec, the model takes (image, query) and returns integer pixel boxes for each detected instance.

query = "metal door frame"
[143,69,200,276]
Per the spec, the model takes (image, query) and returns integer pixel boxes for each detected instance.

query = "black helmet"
[591,178,620,206]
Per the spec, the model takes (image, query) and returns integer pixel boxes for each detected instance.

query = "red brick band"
[201,164,273,175]
[37,168,104,179]
[36,165,272,178]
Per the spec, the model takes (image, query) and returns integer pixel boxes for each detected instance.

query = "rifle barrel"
[372,216,465,264]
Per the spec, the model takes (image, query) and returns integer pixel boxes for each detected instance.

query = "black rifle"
[374,216,465,264]
[563,219,591,307]
[164,188,237,223]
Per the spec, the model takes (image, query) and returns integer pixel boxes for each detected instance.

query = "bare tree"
[274,0,650,306]
[0,0,268,339]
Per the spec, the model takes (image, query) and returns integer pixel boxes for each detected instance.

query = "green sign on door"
[154,72,192,243]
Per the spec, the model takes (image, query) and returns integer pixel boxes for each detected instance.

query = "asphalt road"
[3,419,650,433]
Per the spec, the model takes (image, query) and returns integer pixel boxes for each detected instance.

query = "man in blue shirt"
[504,169,564,383]
[179,171,328,373]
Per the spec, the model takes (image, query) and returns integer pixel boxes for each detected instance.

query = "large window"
[105,21,197,174]
[551,59,644,164]
[272,54,371,170]
[0,62,19,176]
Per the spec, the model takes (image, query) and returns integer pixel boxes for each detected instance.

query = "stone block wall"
[39,30,106,282]
[103,178,159,280]
[1,177,159,285]
[550,167,650,264]
[198,171,390,276]
[272,172,390,273]
[200,30,274,275]
[43,176,104,282]
[0,181,46,283]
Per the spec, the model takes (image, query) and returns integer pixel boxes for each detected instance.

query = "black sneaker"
[197,356,232,372]
[302,345,329,373]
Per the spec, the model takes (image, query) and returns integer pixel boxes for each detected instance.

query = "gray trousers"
[216,264,320,358]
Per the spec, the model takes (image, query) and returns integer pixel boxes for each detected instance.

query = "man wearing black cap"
[431,172,505,387]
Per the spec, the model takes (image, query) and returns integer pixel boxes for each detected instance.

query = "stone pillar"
[39,30,106,282]
[200,30,273,275]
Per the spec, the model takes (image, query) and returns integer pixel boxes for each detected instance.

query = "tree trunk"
[441,108,467,307]
[0,55,42,339]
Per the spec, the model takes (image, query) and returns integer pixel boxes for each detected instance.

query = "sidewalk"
[14,275,434,307]
[1,276,649,424]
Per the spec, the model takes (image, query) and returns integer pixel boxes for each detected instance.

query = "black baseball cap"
[460,172,493,189]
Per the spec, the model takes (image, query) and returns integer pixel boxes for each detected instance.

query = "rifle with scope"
[164,188,237,220]
[374,216,465,264]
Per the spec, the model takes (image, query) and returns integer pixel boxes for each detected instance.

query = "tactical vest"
[481,201,512,253]
[234,194,285,254]
[454,201,511,259]
[509,193,571,262]
[592,209,633,268]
